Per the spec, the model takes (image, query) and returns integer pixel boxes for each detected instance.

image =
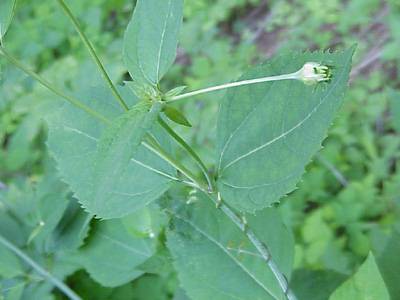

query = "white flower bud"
[296,62,332,85]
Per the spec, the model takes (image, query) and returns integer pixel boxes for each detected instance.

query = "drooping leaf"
[216,47,355,213]
[0,0,17,42]
[164,105,192,127]
[78,219,155,287]
[329,253,390,300]
[46,85,175,219]
[123,0,183,86]
[165,192,294,300]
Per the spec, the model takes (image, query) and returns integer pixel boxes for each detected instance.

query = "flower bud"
[296,62,332,85]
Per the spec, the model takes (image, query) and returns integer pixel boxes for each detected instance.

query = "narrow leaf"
[329,253,390,300]
[123,0,183,85]
[0,0,17,42]
[165,193,294,300]
[216,47,355,213]
[164,105,192,127]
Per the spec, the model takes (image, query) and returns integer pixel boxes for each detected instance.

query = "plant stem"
[204,192,297,300]
[56,0,129,111]
[157,117,214,192]
[0,46,111,125]
[143,135,208,192]
[0,234,82,300]
[0,47,205,191]
[168,72,299,103]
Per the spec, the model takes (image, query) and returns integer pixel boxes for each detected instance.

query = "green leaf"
[216,47,355,212]
[0,246,23,279]
[329,253,390,300]
[90,101,162,218]
[123,0,183,86]
[290,269,347,300]
[78,219,155,287]
[163,106,192,127]
[50,198,91,251]
[376,224,400,299]
[388,89,400,132]
[46,85,175,219]
[165,192,294,300]
[0,0,17,42]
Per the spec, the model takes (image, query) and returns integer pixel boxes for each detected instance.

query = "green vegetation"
[1,0,399,299]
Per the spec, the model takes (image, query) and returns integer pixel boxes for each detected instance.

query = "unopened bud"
[296,62,332,85]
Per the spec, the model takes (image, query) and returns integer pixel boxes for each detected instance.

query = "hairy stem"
[204,192,297,300]
[0,234,82,300]
[168,72,298,103]
[56,0,129,111]
[0,46,110,124]
[158,117,214,192]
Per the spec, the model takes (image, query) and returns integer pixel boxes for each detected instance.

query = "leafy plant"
[1,0,396,300]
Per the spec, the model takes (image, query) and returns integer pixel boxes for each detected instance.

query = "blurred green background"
[1,0,400,299]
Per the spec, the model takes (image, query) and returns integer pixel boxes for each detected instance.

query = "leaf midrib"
[219,53,351,175]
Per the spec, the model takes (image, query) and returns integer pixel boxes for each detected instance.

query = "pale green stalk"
[168,73,299,102]
[56,0,129,111]
[0,234,82,300]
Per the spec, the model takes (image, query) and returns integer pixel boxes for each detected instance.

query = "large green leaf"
[0,0,17,41]
[46,85,175,219]
[216,48,355,213]
[165,192,294,300]
[78,219,155,287]
[123,0,183,86]
[329,253,389,300]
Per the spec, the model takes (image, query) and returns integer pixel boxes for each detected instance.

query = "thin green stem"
[0,46,111,125]
[204,192,297,300]
[168,72,299,103]
[0,234,82,300]
[0,47,205,191]
[158,117,214,192]
[56,0,129,111]
[143,135,208,193]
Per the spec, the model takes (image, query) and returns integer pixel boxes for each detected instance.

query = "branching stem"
[56,0,129,111]
[0,234,82,300]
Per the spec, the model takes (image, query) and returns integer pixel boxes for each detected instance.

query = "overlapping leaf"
[46,86,175,219]
[216,47,355,213]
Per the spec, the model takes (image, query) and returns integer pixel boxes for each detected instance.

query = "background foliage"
[1,0,400,299]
